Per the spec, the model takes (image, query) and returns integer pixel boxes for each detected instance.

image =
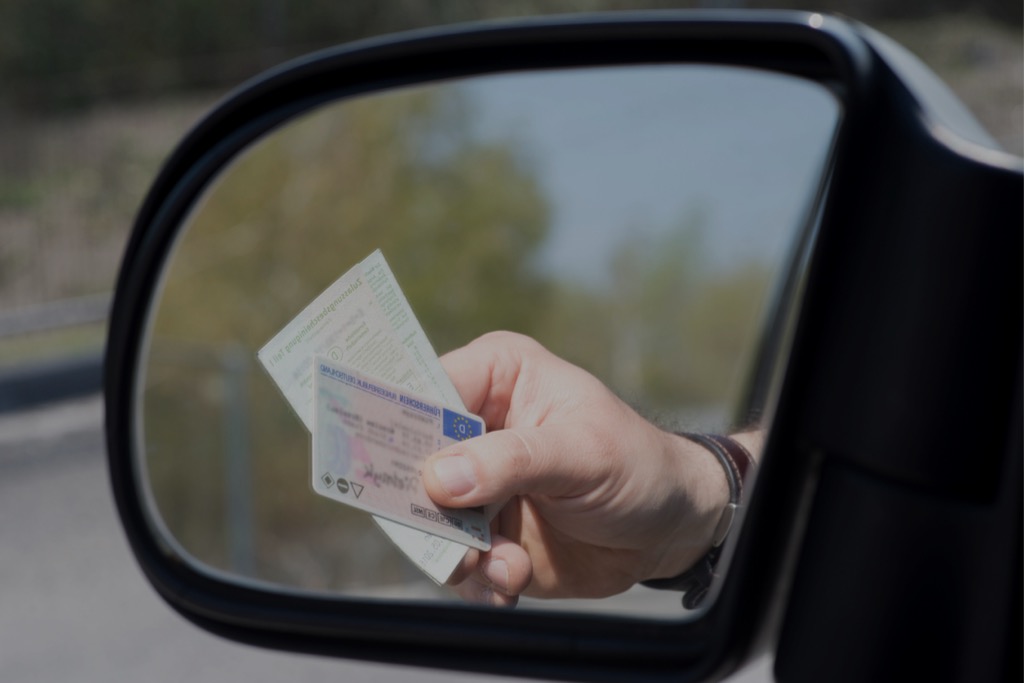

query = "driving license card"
[312,356,491,551]
[256,249,461,431]
[256,249,474,583]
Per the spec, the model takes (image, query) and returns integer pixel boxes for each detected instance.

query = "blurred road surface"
[0,395,772,683]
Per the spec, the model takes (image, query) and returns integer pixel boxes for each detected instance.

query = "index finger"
[440,331,533,430]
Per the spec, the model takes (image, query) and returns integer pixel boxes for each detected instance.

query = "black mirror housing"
[105,11,1022,683]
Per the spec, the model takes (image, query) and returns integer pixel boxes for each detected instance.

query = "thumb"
[422,426,602,509]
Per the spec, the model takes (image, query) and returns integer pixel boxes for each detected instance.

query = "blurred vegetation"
[0,2,1017,314]
[143,81,782,590]
[145,86,554,588]
[0,0,1017,593]
[0,0,1016,113]
[532,217,771,411]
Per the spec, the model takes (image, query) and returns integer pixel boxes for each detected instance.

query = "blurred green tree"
[535,212,773,424]
[143,84,552,589]
[2,0,1014,111]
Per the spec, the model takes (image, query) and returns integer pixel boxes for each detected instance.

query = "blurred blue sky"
[464,65,839,284]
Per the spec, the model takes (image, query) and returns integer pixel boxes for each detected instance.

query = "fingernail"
[483,559,509,592]
[432,456,476,497]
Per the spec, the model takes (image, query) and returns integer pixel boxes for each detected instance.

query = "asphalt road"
[0,395,772,682]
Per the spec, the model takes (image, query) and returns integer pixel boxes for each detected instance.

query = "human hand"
[422,331,750,607]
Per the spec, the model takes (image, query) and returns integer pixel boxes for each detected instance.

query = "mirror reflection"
[139,65,839,618]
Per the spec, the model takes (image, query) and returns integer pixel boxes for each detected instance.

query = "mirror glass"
[137,64,839,618]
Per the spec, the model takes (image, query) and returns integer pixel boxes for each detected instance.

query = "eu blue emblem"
[443,409,482,441]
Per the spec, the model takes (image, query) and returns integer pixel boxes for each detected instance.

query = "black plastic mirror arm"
[765,22,1023,683]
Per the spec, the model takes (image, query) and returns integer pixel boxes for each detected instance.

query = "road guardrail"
[0,295,109,413]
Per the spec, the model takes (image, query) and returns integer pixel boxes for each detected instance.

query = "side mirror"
[105,11,1022,682]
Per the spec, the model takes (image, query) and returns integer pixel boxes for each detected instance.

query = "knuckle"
[503,430,537,479]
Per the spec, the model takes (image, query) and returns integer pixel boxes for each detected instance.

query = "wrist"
[643,431,757,607]
[644,431,732,581]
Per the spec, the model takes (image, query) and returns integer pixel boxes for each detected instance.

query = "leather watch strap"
[702,433,755,492]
